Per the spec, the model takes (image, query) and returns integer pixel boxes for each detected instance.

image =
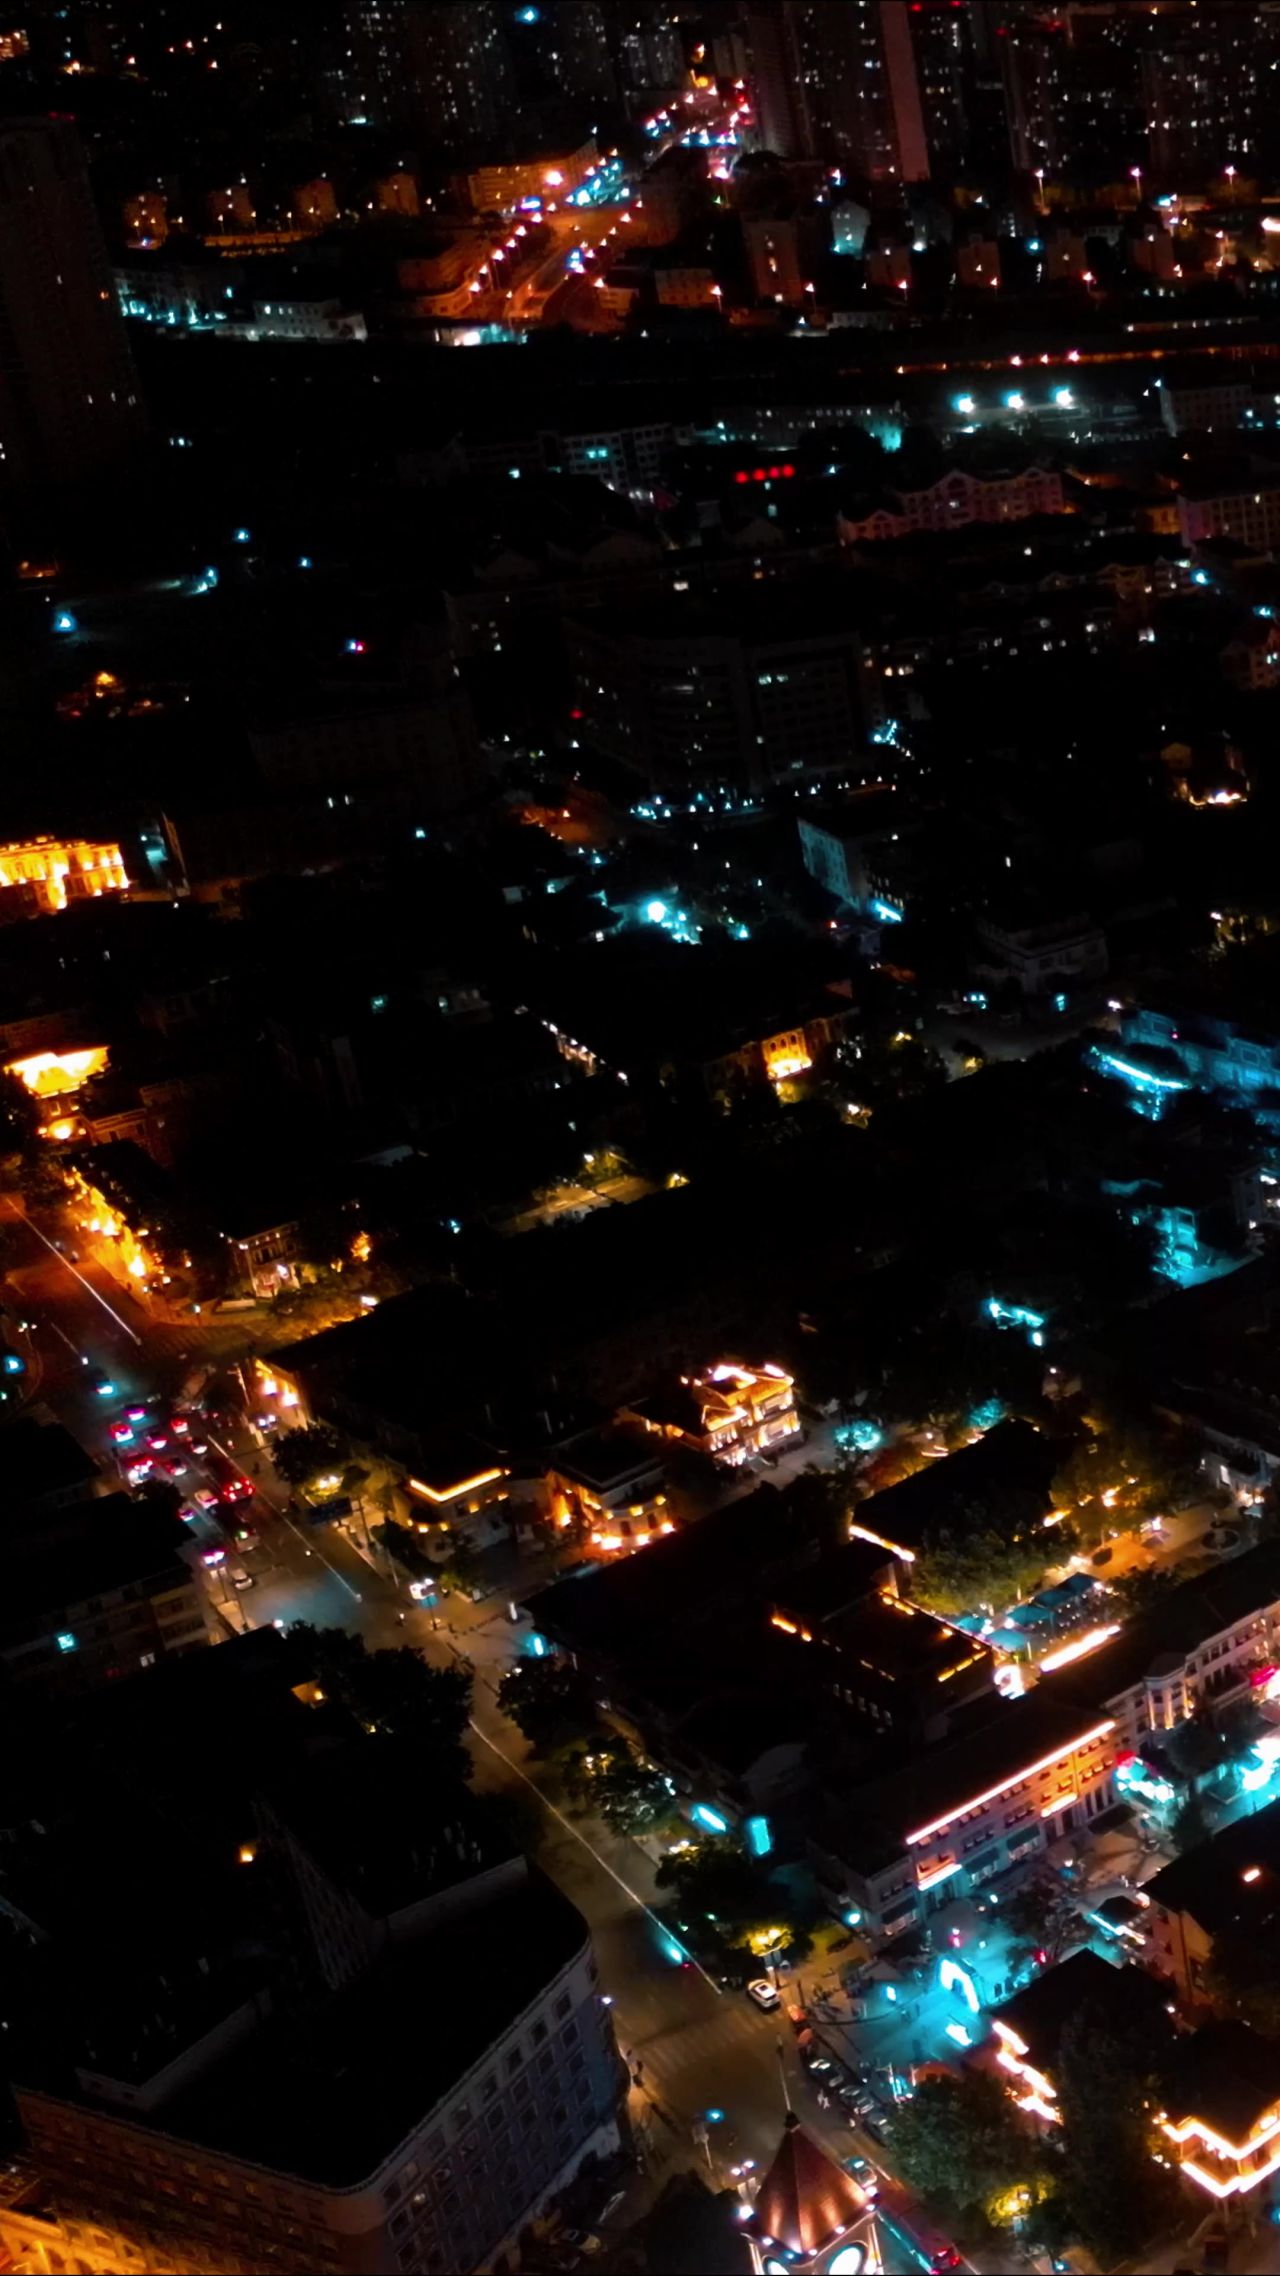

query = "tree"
[1005,1872,1079,1965]
[892,2072,1040,2220]
[1169,1792,1210,1854]
[497,1655,599,1755]
[911,1529,1047,1619]
[288,1623,471,1776]
[272,1424,350,1490]
[653,1838,799,1959]
[1056,2005,1179,2259]
[1203,1914,1280,2036]
[563,1743,671,1834]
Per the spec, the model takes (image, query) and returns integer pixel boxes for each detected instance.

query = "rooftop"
[989,1948,1172,2077]
[0,1414,100,1508]
[0,1495,190,1626]
[748,2111,872,2260]
[829,1688,1114,1869]
[267,1742,515,1921]
[1162,2020,1280,2149]
[850,1420,1058,1558]
[157,1870,589,2187]
[1043,1539,1280,1712]
[1144,1793,1280,1936]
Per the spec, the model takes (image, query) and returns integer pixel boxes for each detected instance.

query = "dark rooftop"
[850,1420,1057,1557]
[267,1743,515,1922]
[158,1869,589,2186]
[1163,2020,1280,2147]
[0,1414,100,1508]
[551,1427,665,1493]
[0,1495,190,1624]
[1144,1793,1280,1937]
[989,1948,1172,2077]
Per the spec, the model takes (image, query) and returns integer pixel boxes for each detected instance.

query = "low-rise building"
[544,1427,672,1555]
[1143,1792,1280,2008]
[1157,2019,1280,2202]
[974,904,1108,1000]
[987,1948,1172,2129]
[0,1490,208,1694]
[0,835,127,917]
[622,1363,799,1466]
[811,1691,1119,1942]
[838,466,1066,545]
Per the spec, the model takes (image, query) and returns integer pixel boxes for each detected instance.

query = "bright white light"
[1054,387,1073,408]
[644,899,668,923]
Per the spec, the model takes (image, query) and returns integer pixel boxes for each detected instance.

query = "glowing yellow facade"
[0,836,127,912]
[6,1044,108,1098]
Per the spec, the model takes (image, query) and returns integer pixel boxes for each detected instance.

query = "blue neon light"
[746,1814,773,1858]
[691,1803,730,1834]
[870,899,903,925]
[1095,1051,1189,1094]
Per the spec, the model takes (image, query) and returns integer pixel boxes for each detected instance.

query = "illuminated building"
[623,1363,799,1467]
[0,835,127,917]
[1158,2020,1280,2201]
[1178,476,1280,552]
[741,0,932,182]
[768,1583,996,1744]
[1042,1540,1280,1758]
[1143,1794,1280,2010]
[0,118,143,496]
[345,0,514,145]
[811,1693,1117,1943]
[544,1428,672,1555]
[837,465,1066,545]
[5,1044,108,1144]
[745,2108,882,2274]
[404,1434,512,1547]
[566,594,871,800]
[466,138,599,216]
[1158,373,1253,437]
[65,1141,184,1301]
[987,1950,1172,2133]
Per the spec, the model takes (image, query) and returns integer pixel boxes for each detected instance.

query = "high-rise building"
[342,0,514,145]
[0,1636,625,2276]
[511,0,617,112]
[0,117,143,496]
[611,3,683,98]
[743,1,934,182]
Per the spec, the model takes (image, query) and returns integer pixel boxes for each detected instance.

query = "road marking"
[468,1719,723,1997]
[15,1211,142,1345]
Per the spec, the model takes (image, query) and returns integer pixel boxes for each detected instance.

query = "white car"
[746,1978,780,2011]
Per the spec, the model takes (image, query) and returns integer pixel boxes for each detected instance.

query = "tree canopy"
[497,1654,599,1755]
[891,2071,1041,2220]
[272,1424,351,1489]
[288,1623,471,1778]
[562,1742,672,1834]
[1055,2003,1178,2259]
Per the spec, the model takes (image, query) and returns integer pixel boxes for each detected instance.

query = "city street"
[0,1191,945,2268]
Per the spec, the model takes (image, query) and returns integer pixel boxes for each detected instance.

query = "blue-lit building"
[1121,1001,1280,1112]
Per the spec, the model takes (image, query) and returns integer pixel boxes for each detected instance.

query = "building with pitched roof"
[745,2110,881,2273]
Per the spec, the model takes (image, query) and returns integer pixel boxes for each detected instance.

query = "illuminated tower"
[745,2109,884,2273]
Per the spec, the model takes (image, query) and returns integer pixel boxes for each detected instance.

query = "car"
[844,2155,876,2194]
[232,1524,259,1550]
[560,2233,602,2257]
[126,1404,149,1423]
[87,1366,115,1398]
[200,1547,226,1567]
[146,1430,169,1451]
[229,1566,254,1592]
[160,1455,190,1480]
[170,1416,190,1436]
[124,1458,153,1484]
[110,1421,134,1444]
[930,2252,962,2273]
[804,2052,835,2074]
[193,1489,219,1512]
[746,1979,780,2011]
